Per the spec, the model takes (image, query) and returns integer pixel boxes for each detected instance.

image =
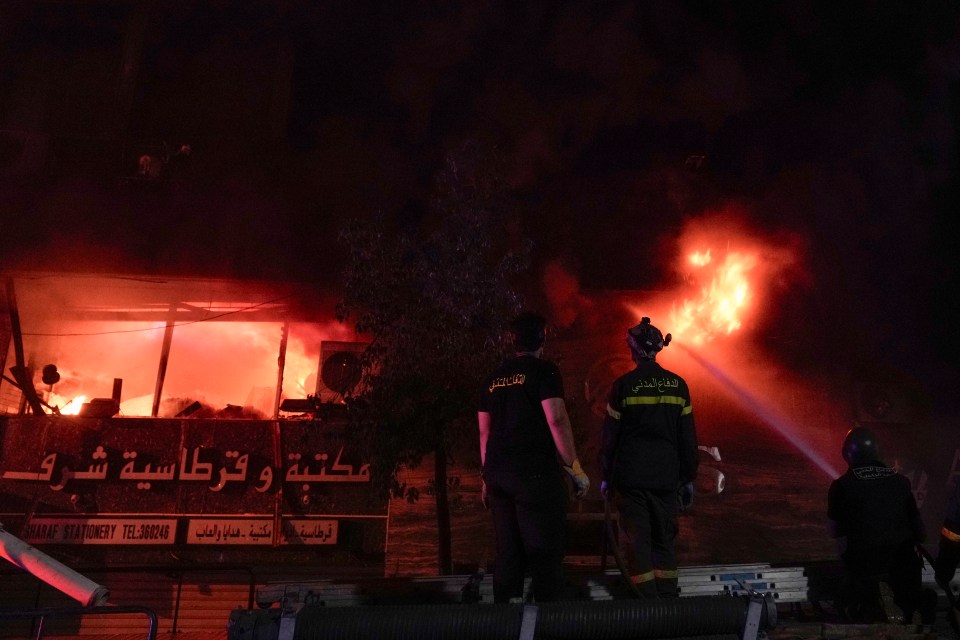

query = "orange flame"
[57,395,87,415]
[670,249,758,345]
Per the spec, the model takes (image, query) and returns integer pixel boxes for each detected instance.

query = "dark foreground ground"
[771,601,958,640]
[33,597,959,640]
[14,560,960,640]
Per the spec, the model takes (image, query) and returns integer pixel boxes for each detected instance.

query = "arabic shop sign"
[20,516,342,546]
[187,518,275,545]
[0,417,389,527]
[186,517,340,545]
[281,518,338,545]
[0,445,370,492]
[185,517,340,545]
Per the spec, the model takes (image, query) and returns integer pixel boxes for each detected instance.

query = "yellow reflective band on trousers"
[943,526,960,543]
[631,570,656,584]
[654,569,679,579]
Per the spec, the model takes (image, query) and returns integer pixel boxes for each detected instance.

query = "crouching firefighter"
[827,426,929,623]
[600,317,699,598]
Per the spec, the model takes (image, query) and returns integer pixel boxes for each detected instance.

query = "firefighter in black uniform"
[478,312,590,603]
[935,480,960,589]
[600,317,698,599]
[827,426,926,623]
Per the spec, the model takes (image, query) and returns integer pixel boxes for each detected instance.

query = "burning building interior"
[0,273,361,419]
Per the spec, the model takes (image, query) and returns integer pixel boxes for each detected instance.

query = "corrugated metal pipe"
[229,593,776,640]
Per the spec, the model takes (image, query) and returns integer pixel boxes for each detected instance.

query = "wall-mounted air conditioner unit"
[315,341,367,403]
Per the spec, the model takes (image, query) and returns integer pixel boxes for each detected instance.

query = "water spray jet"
[678,343,841,479]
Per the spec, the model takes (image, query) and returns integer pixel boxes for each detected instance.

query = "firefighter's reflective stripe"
[631,570,656,585]
[606,403,621,420]
[623,395,689,410]
[942,525,960,543]
[654,568,679,579]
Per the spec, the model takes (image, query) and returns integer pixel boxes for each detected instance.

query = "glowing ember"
[670,249,758,345]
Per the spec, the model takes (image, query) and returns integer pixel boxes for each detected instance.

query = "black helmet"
[842,426,880,466]
[627,317,672,360]
[511,312,547,352]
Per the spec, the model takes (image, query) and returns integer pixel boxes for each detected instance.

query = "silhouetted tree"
[337,141,530,574]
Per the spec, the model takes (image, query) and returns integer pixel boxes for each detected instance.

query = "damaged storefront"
[0,272,386,572]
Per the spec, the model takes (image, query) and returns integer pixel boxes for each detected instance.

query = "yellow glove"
[563,459,590,498]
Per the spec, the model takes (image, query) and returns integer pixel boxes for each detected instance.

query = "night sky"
[1,1,959,404]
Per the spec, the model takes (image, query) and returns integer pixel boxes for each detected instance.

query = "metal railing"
[84,564,256,632]
[0,605,158,640]
[1,563,256,635]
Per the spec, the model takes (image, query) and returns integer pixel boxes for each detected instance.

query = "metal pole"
[273,321,289,419]
[30,579,42,639]
[33,614,44,640]
[151,303,177,417]
[172,572,184,634]
[4,278,45,415]
[5,279,26,369]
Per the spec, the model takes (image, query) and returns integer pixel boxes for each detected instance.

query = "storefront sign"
[281,519,338,545]
[0,445,369,493]
[0,418,389,557]
[22,517,177,545]
[186,518,274,545]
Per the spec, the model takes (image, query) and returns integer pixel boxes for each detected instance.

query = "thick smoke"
[2,1,958,401]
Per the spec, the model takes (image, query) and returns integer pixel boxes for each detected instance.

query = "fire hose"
[603,493,644,598]
[229,595,776,640]
[230,496,777,640]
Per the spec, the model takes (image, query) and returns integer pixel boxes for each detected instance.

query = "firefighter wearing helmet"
[599,317,699,598]
[827,426,931,623]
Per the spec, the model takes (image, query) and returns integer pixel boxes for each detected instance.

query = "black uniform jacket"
[600,360,698,492]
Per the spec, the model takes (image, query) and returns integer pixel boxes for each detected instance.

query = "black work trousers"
[616,486,680,598]
[485,468,568,603]
[840,542,926,622]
